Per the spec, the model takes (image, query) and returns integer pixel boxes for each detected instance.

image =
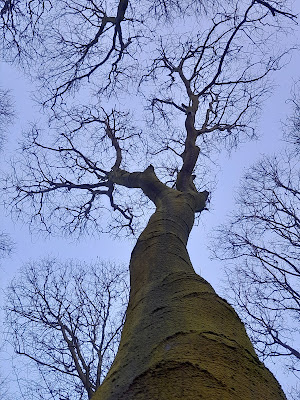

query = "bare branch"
[213,149,300,384]
[1,1,297,235]
[4,259,129,400]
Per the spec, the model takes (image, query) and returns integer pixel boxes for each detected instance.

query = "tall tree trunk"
[93,189,286,399]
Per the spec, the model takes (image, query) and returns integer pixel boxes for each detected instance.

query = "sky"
[0,2,299,398]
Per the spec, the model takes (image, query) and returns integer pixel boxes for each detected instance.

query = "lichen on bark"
[93,184,286,399]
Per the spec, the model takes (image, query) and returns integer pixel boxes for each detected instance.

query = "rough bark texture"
[93,188,286,399]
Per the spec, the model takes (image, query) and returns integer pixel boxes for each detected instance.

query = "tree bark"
[92,187,286,399]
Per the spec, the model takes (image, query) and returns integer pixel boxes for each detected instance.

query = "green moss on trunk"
[93,190,286,399]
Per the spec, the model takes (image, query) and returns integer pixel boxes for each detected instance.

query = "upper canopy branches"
[149,1,295,127]
[0,0,297,235]
[0,0,295,104]
[0,0,215,104]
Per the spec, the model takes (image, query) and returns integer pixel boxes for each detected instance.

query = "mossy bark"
[93,188,286,399]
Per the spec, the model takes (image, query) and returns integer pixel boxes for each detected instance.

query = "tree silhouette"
[1,1,297,399]
[4,259,128,400]
[0,87,14,259]
[213,95,300,398]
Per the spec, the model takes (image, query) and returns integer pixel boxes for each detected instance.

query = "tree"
[284,83,300,155]
[0,371,11,400]
[0,87,14,259]
[212,99,300,397]
[0,231,13,258]
[0,87,14,400]
[4,259,128,400]
[0,1,297,399]
[0,87,13,150]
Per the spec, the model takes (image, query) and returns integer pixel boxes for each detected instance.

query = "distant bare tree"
[0,370,10,400]
[0,87,13,150]
[213,143,300,395]
[0,231,13,258]
[4,259,128,400]
[284,82,300,155]
[0,87,14,259]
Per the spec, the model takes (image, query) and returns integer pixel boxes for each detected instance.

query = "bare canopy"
[0,1,297,399]
[1,0,296,235]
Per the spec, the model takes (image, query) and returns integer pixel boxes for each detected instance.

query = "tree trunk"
[93,189,286,399]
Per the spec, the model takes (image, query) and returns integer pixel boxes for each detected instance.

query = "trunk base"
[93,271,286,400]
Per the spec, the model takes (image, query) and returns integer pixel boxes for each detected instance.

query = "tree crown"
[0,0,297,235]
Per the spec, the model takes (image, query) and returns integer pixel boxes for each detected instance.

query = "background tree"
[4,259,128,400]
[0,231,12,258]
[284,82,300,155]
[213,96,300,398]
[0,1,297,399]
[0,371,11,400]
[0,87,14,259]
[0,88,13,147]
